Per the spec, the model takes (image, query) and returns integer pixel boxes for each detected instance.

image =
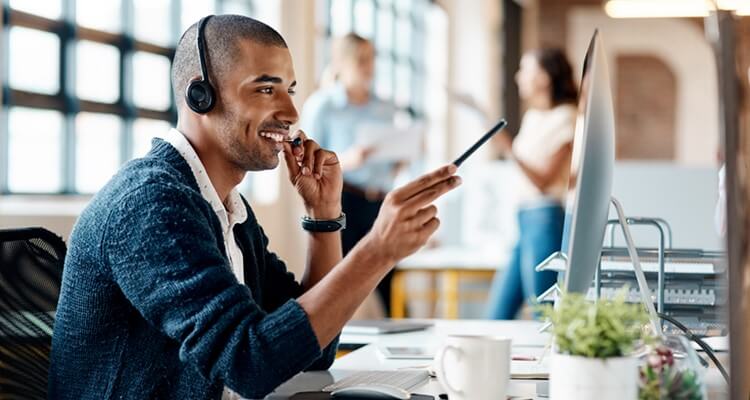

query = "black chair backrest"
[0,227,66,400]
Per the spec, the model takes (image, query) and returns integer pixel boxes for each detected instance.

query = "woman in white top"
[486,48,578,319]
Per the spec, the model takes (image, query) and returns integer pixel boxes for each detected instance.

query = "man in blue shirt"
[49,15,461,399]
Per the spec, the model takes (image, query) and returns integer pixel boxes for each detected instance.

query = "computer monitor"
[560,31,616,294]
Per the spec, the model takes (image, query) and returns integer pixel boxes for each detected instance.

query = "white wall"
[609,162,722,250]
[567,7,720,166]
[442,0,503,162]
[441,161,722,258]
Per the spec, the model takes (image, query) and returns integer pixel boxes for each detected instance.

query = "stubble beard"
[217,108,280,172]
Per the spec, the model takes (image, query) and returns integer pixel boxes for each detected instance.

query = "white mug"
[434,335,511,400]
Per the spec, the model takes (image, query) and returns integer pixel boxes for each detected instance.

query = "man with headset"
[49,14,460,400]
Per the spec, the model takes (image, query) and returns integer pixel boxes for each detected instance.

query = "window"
[75,113,122,193]
[1,0,256,194]
[320,0,433,117]
[132,51,172,111]
[76,41,120,103]
[8,27,60,95]
[7,107,64,193]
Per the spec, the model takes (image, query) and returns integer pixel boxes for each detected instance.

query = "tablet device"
[342,320,433,335]
[377,345,435,360]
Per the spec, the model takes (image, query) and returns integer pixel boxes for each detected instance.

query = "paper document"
[355,122,422,161]
[511,359,549,379]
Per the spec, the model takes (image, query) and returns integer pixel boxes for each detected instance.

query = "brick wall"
[532,2,750,162]
[615,55,677,160]
[535,0,682,160]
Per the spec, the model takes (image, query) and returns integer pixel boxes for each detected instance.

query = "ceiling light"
[605,0,749,18]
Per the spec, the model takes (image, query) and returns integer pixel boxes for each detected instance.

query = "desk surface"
[269,319,729,400]
[339,319,547,348]
[398,246,505,270]
[270,320,549,399]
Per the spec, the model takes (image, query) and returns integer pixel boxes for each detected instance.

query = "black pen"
[284,137,303,147]
[452,118,508,167]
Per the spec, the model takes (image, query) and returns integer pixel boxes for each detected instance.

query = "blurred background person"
[486,48,578,319]
[301,33,403,316]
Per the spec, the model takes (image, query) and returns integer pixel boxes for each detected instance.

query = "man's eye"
[288,89,297,96]
[259,87,273,94]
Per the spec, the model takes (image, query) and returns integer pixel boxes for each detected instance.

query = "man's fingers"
[313,149,334,178]
[282,143,300,177]
[392,164,457,203]
[419,217,441,238]
[301,138,321,176]
[409,205,438,227]
[402,175,461,211]
[293,130,308,161]
[313,150,325,178]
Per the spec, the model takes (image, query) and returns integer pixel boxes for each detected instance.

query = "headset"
[185,15,216,114]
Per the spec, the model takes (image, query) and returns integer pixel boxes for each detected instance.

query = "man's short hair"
[171,14,288,110]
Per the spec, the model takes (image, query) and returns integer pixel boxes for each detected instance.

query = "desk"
[391,247,504,319]
[269,319,729,400]
[270,320,548,399]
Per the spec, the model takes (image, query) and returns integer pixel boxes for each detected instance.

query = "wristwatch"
[301,213,347,232]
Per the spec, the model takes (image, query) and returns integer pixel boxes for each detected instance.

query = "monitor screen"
[559,31,617,294]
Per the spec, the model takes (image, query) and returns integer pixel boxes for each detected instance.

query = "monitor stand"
[610,196,663,337]
[534,198,664,337]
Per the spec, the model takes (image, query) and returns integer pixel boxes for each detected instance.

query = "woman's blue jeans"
[486,204,565,320]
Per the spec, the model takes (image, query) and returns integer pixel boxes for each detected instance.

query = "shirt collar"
[164,128,248,229]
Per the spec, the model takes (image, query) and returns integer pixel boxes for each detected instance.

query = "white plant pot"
[549,353,639,400]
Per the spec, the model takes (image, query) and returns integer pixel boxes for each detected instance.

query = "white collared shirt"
[164,128,248,284]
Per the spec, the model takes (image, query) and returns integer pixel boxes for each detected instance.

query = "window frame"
[0,0,254,195]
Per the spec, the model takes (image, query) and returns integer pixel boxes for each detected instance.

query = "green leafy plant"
[540,291,650,358]
[639,345,703,400]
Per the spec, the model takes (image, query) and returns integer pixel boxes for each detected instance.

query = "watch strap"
[301,213,346,232]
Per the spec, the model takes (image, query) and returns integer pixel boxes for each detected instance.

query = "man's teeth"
[259,131,286,142]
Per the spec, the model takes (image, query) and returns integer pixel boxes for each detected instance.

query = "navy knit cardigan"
[49,139,338,399]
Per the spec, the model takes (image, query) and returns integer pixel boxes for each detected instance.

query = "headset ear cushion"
[186,80,216,114]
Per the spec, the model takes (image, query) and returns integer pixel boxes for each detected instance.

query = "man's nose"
[276,94,299,126]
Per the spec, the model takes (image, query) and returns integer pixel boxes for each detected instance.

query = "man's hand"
[359,164,462,265]
[282,130,343,219]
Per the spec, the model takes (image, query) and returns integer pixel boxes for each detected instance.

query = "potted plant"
[639,339,705,400]
[541,292,650,400]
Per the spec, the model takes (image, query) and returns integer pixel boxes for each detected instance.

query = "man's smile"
[259,130,289,142]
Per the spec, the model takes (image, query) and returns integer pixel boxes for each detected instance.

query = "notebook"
[342,320,433,335]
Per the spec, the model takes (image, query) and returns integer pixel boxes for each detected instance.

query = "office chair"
[0,227,66,400]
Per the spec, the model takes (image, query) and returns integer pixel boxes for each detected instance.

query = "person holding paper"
[486,48,578,319]
[301,33,403,316]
